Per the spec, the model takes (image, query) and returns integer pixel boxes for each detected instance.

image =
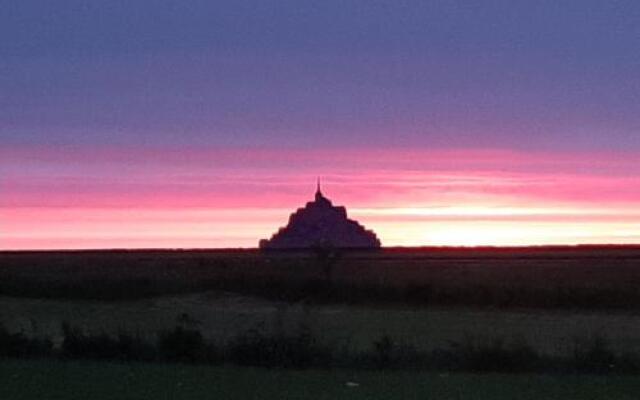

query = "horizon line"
[4,243,640,253]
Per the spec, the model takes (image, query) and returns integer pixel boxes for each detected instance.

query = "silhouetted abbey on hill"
[260,182,381,250]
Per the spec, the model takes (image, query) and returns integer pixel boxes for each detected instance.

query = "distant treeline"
[0,316,638,374]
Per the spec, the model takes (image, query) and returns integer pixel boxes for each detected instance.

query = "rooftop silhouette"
[259,181,381,250]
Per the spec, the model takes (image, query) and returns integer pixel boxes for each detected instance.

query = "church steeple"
[260,177,381,249]
[315,177,322,199]
[314,178,329,203]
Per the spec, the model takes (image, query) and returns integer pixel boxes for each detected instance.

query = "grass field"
[3,248,640,359]
[3,291,640,357]
[2,359,640,400]
[3,247,640,308]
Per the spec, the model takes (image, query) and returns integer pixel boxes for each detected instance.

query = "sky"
[2,0,640,249]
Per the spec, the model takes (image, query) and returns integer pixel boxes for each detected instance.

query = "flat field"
[2,247,640,307]
[3,359,640,400]
[4,292,640,356]
[2,248,640,356]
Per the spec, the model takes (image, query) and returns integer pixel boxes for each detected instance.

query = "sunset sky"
[3,1,640,249]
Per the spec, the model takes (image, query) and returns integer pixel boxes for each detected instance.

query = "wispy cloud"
[3,145,640,248]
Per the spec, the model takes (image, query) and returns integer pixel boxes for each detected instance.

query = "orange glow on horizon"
[3,146,640,250]
[4,205,640,250]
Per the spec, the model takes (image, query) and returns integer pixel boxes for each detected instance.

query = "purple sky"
[3,0,640,151]
[3,1,640,249]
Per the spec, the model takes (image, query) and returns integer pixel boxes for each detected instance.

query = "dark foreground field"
[3,247,640,308]
[4,248,640,378]
[2,359,640,400]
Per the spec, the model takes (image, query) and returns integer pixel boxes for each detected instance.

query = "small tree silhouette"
[313,241,342,283]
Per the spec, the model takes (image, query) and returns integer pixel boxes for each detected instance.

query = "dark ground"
[3,359,640,400]
[2,247,640,309]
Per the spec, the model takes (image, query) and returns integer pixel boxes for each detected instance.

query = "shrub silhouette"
[571,336,616,373]
[157,326,205,363]
[4,316,640,374]
[0,324,52,358]
[227,326,331,368]
[373,335,394,367]
[313,243,343,283]
[61,323,153,361]
[434,337,541,372]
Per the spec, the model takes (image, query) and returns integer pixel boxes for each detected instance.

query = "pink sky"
[3,145,640,249]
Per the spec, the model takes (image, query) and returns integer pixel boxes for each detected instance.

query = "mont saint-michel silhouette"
[259,181,381,249]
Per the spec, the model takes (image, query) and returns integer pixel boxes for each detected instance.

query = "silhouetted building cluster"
[259,182,381,249]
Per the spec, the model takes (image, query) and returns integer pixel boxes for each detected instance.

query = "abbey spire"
[260,180,381,249]
[315,177,323,201]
